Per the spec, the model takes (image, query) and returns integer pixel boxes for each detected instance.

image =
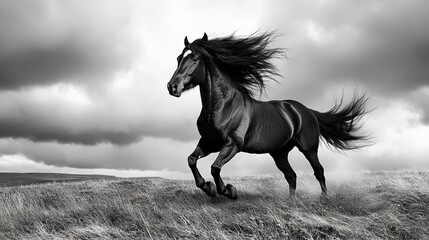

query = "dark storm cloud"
[0,118,198,145]
[271,0,429,119]
[0,0,140,89]
[0,39,130,89]
[0,119,141,145]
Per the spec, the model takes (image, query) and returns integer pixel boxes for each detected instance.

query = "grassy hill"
[0,173,116,187]
[0,171,428,239]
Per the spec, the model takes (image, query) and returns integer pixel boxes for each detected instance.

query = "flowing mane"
[188,32,285,98]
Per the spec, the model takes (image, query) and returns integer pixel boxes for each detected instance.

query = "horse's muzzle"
[167,82,182,97]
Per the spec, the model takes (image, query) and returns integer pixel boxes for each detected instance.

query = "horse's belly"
[242,124,292,153]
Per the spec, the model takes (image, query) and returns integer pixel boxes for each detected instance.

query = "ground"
[0,171,428,239]
[0,173,115,187]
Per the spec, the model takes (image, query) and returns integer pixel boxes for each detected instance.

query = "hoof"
[203,181,217,198]
[226,184,238,200]
[319,193,328,202]
[289,188,296,197]
[321,186,328,196]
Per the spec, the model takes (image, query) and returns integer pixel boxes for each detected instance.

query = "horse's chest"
[197,118,222,140]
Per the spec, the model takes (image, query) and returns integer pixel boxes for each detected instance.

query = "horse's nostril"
[172,84,178,94]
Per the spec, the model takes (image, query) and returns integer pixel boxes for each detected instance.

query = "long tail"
[311,94,370,150]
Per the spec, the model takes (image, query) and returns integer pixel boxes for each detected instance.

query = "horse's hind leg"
[294,109,327,194]
[300,147,327,194]
[270,144,296,196]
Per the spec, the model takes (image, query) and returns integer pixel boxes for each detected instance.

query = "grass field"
[0,171,428,239]
[0,173,116,187]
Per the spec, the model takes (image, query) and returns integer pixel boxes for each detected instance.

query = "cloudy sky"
[0,0,428,178]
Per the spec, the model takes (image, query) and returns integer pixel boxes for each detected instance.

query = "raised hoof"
[202,181,217,198]
[226,184,238,200]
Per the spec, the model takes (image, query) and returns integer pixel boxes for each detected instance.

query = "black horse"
[167,32,368,199]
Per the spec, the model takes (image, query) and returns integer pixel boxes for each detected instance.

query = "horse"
[167,32,368,199]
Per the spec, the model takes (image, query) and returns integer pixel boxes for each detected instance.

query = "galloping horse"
[167,32,368,199]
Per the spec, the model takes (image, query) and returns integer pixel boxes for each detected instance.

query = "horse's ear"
[184,36,189,46]
[202,32,208,41]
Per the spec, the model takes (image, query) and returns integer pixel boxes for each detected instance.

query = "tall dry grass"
[0,171,428,239]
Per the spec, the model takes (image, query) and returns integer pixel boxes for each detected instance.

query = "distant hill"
[0,171,428,239]
[0,172,116,187]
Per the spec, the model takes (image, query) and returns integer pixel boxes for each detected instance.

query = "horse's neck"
[199,73,212,119]
[199,64,239,121]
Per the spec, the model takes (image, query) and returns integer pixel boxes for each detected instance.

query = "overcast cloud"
[0,0,428,177]
[0,1,142,89]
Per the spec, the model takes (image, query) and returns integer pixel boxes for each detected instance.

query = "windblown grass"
[0,171,428,239]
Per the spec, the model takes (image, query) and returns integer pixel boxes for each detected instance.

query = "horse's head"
[167,33,208,97]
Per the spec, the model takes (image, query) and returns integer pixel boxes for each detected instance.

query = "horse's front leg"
[211,137,241,200]
[188,144,217,197]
